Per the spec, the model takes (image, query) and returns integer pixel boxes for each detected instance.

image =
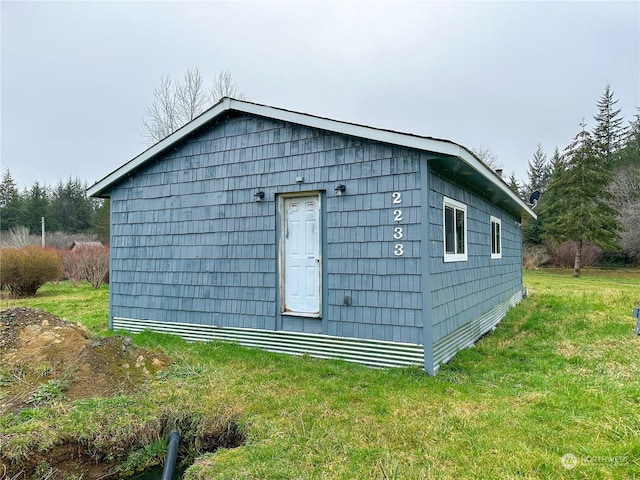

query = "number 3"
[394,244,404,256]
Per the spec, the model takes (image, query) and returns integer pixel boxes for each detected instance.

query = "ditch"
[0,307,246,479]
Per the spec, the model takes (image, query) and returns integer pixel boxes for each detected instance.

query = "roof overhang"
[87,97,535,220]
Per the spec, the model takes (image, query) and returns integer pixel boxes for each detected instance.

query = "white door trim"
[278,192,322,317]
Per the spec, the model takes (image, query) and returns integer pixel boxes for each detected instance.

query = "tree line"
[1,69,244,247]
[0,174,109,244]
[2,73,637,276]
[513,84,639,274]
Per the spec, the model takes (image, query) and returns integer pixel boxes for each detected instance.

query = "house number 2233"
[392,192,404,256]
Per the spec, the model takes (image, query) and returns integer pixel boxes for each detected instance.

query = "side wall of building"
[426,166,524,368]
[109,113,425,345]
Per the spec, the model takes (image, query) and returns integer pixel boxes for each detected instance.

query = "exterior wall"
[109,113,425,344]
[426,166,523,367]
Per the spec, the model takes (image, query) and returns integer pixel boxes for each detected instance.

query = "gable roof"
[87,97,535,219]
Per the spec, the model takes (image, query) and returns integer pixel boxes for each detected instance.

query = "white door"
[282,195,321,315]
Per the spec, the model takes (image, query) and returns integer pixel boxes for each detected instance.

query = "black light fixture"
[335,184,346,196]
[254,191,265,202]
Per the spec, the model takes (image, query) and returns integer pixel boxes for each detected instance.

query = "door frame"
[277,191,323,321]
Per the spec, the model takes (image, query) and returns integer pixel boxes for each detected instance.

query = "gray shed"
[88,98,535,374]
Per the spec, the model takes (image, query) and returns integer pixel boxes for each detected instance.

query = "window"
[443,197,467,262]
[491,216,502,259]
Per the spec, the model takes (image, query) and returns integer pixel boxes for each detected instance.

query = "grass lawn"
[2,269,639,479]
[0,281,110,333]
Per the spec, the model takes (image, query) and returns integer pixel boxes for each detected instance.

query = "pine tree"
[544,122,621,276]
[21,182,50,234]
[48,178,93,233]
[0,169,24,232]
[592,84,626,168]
[522,145,553,245]
[90,199,111,244]
[507,172,522,198]
[526,144,552,195]
[617,107,640,168]
[548,147,564,175]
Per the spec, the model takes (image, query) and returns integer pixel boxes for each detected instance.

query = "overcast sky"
[2,1,639,192]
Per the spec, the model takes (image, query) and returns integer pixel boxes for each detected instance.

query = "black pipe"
[161,430,180,480]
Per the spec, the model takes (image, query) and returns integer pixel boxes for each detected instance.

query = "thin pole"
[41,217,45,247]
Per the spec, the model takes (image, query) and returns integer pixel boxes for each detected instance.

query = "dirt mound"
[0,307,172,414]
[1,308,245,479]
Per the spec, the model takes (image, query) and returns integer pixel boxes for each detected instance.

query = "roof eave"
[87,97,535,219]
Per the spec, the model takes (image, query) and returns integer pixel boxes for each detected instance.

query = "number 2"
[393,209,403,222]
[392,192,402,204]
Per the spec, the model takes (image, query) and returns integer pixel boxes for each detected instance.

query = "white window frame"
[490,216,502,259]
[443,197,468,262]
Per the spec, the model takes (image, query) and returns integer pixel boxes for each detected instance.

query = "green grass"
[1,271,639,479]
[1,281,109,333]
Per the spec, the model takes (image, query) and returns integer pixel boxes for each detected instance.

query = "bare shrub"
[549,242,602,268]
[62,250,83,286]
[0,231,102,249]
[523,244,550,269]
[608,166,640,261]
[4,226,34,248]
[0,246,63,297]
[64,244,110,289]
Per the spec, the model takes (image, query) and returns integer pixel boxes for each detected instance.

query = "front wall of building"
[109,113,425,344]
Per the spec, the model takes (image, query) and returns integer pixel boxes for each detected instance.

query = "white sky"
[2,1,639,192]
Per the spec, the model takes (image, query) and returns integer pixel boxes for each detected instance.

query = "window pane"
[496,223,501,254]
[444,206,455,254]
[455,209,465,254]
[491,222,496,253]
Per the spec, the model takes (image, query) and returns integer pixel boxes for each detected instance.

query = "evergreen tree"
[592,84,626,168]
[526,143,552,195]
[544,122,621,276]
[522,145,553,245]
[539,147,566,223]
[548,146,564,174]
[48,177,93,233]
[21,182,50,234]
[0,169,24,231]
[617,107,640,168]
[507,172,522,198]
[90,199,111,244]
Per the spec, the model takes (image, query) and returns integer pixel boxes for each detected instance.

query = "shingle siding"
[103,106,528,373]
[427,168,522,343]
[110,113,424,344]
[79,91,543,375]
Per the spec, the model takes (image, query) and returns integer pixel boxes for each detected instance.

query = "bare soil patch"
[0,307,173,478]
[0,308,245,479]
[0,307,171,414]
